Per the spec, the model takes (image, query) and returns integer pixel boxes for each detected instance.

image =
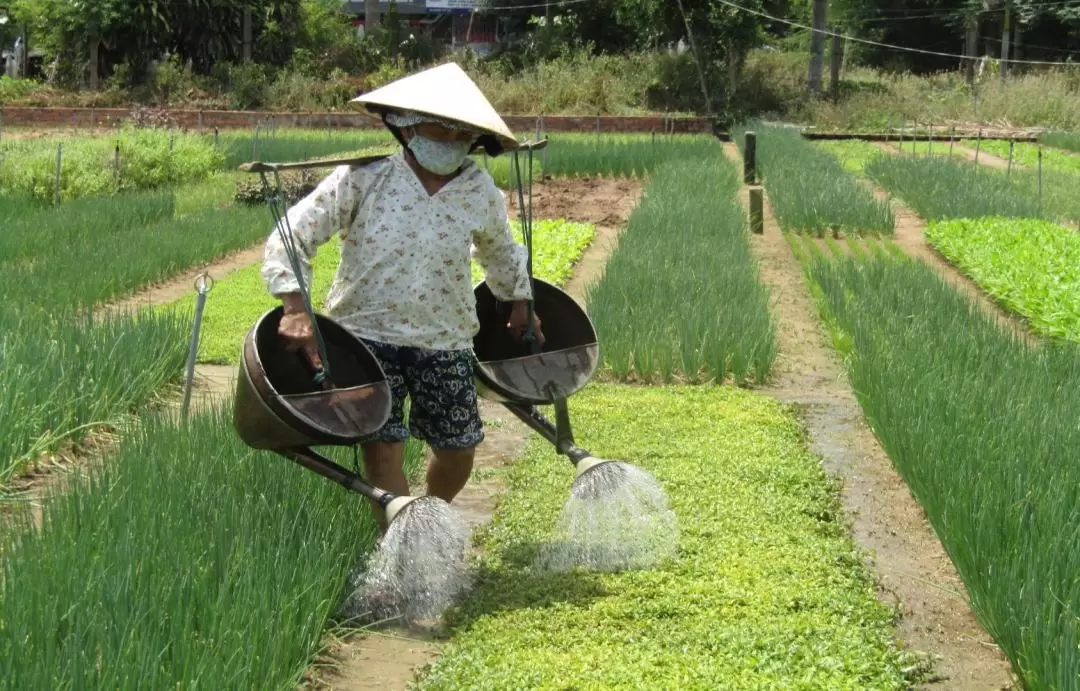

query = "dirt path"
[724,142,1017,689]
[303,177,644,691]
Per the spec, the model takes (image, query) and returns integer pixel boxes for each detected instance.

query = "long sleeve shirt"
[261,151,533,351]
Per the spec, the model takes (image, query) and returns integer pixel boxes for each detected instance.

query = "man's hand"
[278,293,323,369]
[507,300,545,347]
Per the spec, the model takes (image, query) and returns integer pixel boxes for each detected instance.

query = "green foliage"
[731,122,894,235]
[164,219,594,365]
[0,76,39,105]
[234,169,320,207]
[535,133,720,178]
[963,139,1080,175]
[0,403,426,689]
[1,199,269,310]
[926,217,1080,341]
[415,384,922,689]
[864,153,1043,221]
[801,249,1080,690]
[814,139,889,175]
[1041,131,1080,154]
[586,154,776,384]
[0,127,224,203]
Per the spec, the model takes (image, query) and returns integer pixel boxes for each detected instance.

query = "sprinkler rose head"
[384,494,424,524]
[573,455,615,480]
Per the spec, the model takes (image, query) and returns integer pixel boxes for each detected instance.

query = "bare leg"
[362,441,411,533]
[426,446,476,503]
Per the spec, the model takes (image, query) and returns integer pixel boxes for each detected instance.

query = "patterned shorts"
[359,339,485,450]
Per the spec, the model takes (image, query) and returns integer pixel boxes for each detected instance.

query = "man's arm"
[471,188,532,302]
[262,164,357,307]
[472,187,544,344]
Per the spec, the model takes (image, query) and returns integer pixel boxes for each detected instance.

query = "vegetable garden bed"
[791,237,1080,689]
[411,385,925,689]
[925,217,1080,342]
[586,152,776,385]
[730,122,894,236]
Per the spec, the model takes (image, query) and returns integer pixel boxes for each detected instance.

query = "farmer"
[261,63,543,532]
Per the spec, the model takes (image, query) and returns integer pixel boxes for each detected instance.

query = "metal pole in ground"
[53,143,62,206]
[181,272,215,424]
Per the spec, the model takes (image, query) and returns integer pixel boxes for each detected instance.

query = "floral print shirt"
[262,151,533,351]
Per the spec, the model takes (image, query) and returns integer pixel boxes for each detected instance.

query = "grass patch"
[813,139,888,175]
[731,122,894,236]
[926,217,1080,341]
[586,155,776,385]
[0,402,426,689]
[800,250,1080,689]
[164,218,596,365]
[415,384,923,689]
[961,139,1080,175]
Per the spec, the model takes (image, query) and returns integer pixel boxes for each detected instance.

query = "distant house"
[341,1,501,56]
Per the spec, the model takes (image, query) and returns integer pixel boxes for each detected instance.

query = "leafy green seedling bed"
[163,219,596,365]
[414,384,923,690]
[926,217,1080,341]
[0,126,225,202]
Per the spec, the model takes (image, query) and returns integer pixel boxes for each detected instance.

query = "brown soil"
[725,142,1017,689]
[302,176,644,691]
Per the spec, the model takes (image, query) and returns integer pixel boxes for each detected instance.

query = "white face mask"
[407,133,473,176]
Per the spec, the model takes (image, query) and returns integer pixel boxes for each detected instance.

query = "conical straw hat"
[351,62,518,153]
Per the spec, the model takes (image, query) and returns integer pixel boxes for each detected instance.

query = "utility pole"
[242,4,253,61]
[808,0,827,93]
[964,6,979,86]
[365,0,381,32]
[1000,0,1011,81]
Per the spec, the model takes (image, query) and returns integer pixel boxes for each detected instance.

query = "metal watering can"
[232,277,605,519]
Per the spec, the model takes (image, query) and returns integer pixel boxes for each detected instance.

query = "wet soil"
[725,142,1017,689]
[301,177,644,691]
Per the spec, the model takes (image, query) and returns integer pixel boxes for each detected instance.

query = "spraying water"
[534,461,679,573]
[342,497,472,626]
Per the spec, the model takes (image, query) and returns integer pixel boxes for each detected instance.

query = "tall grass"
[587,155,776,384]
[215,127,397,169]
[731,122,894,235]
[865,153,1043,221]
[0,191,175,265]
[0,185,274,484]
[803,250,1080,689]
[536,133,720,178]
[1,198,270,309]
[0,307,190,484]
[0,403,426,689]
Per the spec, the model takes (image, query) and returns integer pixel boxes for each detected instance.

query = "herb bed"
[414,385,923,689]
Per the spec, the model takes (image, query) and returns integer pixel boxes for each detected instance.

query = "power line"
[714,0,1080,66]
[472,0,593,12]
